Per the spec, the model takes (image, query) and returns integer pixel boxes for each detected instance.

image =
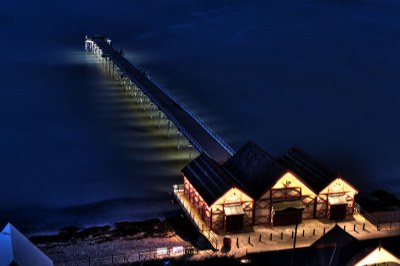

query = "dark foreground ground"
[30,213,213,264]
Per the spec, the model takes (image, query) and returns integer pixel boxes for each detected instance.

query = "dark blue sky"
[1,0,400,232]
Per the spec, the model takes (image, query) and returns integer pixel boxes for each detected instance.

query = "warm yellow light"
[354,246,400,266]
[321,177,358,195]
[272,172,317,196]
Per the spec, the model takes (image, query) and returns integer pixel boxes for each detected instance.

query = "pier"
[85,35,234,163]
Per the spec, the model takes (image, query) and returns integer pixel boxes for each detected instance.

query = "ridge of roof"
[223,141,286,198]
[278,146,337,193]
[182,154,234,206]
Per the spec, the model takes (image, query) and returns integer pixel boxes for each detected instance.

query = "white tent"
[0,223,53,266]
[355,245,400,266]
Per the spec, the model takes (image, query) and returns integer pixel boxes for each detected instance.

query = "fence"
[53,245,197,266]
[354,202,400,231]
[172,185,219,250]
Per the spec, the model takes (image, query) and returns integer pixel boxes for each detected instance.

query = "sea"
[1,0,400,234]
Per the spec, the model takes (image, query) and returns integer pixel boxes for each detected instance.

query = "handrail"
[172,185,218,250]
[354,202,380,230]
[97,46,208,157]
[146,74,235,156]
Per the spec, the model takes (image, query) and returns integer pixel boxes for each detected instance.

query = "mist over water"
[1,0,400,233]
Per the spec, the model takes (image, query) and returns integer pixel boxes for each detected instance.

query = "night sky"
[1,0,400,233]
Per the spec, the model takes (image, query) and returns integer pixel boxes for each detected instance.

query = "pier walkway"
[85,35,234,163]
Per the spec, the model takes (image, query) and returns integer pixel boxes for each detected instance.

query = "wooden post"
[210,209,213,230]
[290,220,299,266]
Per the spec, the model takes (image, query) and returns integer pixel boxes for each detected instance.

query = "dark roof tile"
[224,141,286,198]
[278,146,336,193]
[182,154,236,206]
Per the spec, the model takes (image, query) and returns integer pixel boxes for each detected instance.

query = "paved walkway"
[219,213,400,258]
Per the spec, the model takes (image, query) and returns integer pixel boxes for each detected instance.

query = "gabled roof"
[311,224,360,265]
[223,141,286,198]
[248,245,336,266]
[312,224,358,248]
[182,154,237,206]
[0,223,53,266]
[278,146,336,193]
[354,245,400,266]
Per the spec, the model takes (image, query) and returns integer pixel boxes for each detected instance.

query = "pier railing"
[130,75,211,158]
[108,56,216,160]
[88,36,235,160]
[122,52,235,156]
[146,74,235,156]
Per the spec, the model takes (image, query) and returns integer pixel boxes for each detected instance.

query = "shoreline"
[1,196,180,236]
[30,214,205,264]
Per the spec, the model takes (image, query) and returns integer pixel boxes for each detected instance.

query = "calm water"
[1,0,400,233]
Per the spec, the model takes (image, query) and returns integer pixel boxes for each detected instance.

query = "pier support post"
[142,96,146,111]
[136,89,140,103]
[188,144,193,161]
[149,103,153,119]
[139,91,143,105]
[158,111,162,128]
[177,131,182,150]
[167,120,171,138]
